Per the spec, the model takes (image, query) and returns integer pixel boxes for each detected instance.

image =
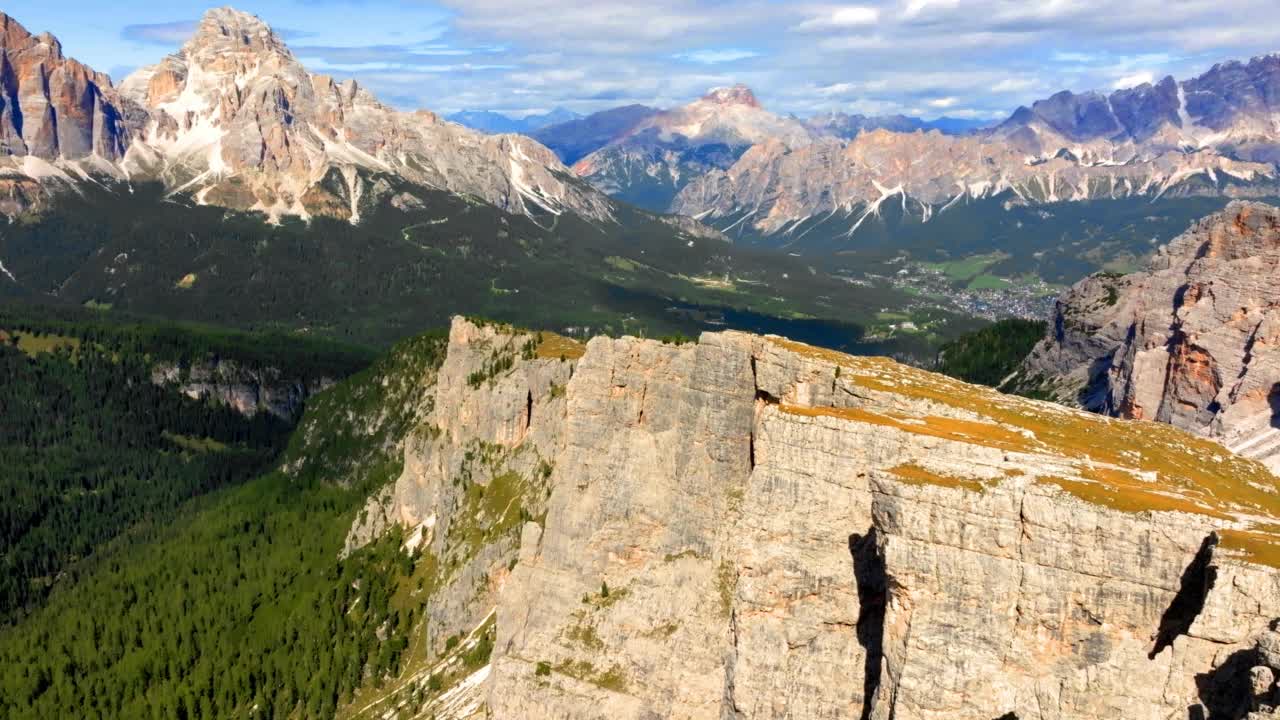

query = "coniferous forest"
[0,306,447,719]
[0,296,1051,720]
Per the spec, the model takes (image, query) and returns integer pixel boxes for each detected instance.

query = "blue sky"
[6,0,1279,120]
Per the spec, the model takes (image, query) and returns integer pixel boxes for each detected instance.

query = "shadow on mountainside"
[850,529,887,720]
[1151,534,1219,659]
[1192,647,1261,720]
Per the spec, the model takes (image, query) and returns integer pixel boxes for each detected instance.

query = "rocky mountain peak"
[701,83,760,108]
[190,6,286,56]
[0,11,31,49]
[0,12,128,168]
[345,316,1280,719]
[1021,201,1280,472]
[100,5,614,224]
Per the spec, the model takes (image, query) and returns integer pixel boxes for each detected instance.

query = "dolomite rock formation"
[115,7,612,223]
[0,11,136,214]
[0,12,131,162]
[150,359,335,421]
[0,8,616,225]
[1022,201,1280,472]
[668,55,1280,241]
[672,129,1276,238]
[350,317,1280,719]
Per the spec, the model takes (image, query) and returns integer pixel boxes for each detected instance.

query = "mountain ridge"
[1020,200,1280,473]
[344,316,1280,718]
[446,107,582,135]
[0,7,615,226]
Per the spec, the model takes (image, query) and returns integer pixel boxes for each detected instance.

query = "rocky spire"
[185,6,293,59]
[0,10,129,161]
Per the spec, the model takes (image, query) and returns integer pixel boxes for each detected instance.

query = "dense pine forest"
[0,306,374,618]
[0,320,448,719]
[0,299,1049,719]
[934,318,1047,389]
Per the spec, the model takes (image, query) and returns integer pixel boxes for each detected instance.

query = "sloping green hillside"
[934,318,1046,389]
[0,331,446,719]
[0,309,373,619]
[0,181,968,360]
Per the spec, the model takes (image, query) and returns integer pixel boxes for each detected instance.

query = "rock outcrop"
[0,8,616,225]
[0,11,135,214]
[151,358,335,421]
[349,317,1280,719]
[670,54,1280,242]
[0,12,131,163]
[1022,201,1280,472]
[571,84,817,211]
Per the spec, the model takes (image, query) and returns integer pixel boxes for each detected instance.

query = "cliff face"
[1023,201,1280,472]
[0,12,131,163]
[347,317,1280,719]
[150,359,334,421]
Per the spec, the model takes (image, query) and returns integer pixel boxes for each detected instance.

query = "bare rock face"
[113,7,612,224]
[0,12,131,163]
[351,317,1280,719]
[0,7,616,226]
[150,359,335,421]
[1022,201,1280,472]
[571,84,817,211]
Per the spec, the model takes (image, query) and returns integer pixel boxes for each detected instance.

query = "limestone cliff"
[150,358,334,421]
[346,317,1280,719]
[1022,201,1280,473]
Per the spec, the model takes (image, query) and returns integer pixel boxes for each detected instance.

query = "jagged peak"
[0,13,64,59]
[702,84,761,108]
[187,6,291,56]
[0,11,32,45]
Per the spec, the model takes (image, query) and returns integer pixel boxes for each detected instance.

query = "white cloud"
[991,77,1041,93]
[675,48,761,64]
[1112,71,1155,89]
[903,0,961,19]
[96,0,1280,124]
[793,6,881,32]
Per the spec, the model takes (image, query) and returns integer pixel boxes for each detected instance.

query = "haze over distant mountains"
[0,3,1278,282]
[445,107,582,135]
[666,55,1280,248]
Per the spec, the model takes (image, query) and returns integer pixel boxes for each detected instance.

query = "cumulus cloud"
[100,0,1280,121]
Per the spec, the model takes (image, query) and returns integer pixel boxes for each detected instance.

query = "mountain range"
[538,86,989,212]
[446,107,582,135]
[4,7,1280,720]
[1,5,1279,352]
[670,56,1280,250]
[0,7,979,359]
[4,5,1276,279]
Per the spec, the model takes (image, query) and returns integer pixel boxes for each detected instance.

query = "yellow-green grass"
[767,336,1280,566]
[0,329,82,357]
[536,332,586,360]
[889,463,990,494]
[162,432,230,453]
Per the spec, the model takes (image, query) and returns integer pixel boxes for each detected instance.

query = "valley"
[2,3,1280,720]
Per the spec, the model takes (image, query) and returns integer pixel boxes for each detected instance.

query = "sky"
[6,0,1280,120]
